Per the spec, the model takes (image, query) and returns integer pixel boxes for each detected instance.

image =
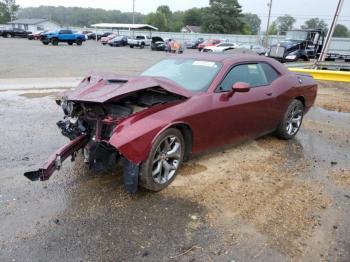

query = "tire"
[51,38,59,46]
[6,33,12,38]
[42,41,49,45]
[140,43,145,49]
[68,42,73,45]
[275,99,304,140]
[139,128,185,191]
[130,45,134,48]
[76,39,82,46]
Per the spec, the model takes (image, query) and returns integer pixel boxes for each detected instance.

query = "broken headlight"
[62,100,77,117]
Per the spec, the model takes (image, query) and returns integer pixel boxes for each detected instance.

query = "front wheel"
[51,38,59,46]
[139,128,184,191]
[275,99,304,140]
[76,39,82,45]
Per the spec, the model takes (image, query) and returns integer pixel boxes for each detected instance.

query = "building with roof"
[8,18,60,32]
[181,25,202,33]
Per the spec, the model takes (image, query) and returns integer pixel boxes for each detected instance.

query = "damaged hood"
[60,72,193,103]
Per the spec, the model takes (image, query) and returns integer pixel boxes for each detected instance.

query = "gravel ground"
[0,38,350,262]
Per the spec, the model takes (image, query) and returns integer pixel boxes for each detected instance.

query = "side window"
[218,63,268,92]
[260,63,280,83]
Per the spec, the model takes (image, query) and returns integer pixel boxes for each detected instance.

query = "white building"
[8,18,60,32]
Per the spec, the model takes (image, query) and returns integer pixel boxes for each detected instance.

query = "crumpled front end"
[24,73,189,193]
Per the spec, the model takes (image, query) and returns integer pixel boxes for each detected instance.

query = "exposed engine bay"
[57,87,183,172]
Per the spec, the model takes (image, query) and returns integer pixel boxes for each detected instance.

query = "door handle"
[265,92,273,96]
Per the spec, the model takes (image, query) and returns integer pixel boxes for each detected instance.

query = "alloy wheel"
[286,103,303,136]
[151,135,181,184]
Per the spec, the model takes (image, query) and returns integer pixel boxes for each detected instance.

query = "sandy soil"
[316,81,350,112]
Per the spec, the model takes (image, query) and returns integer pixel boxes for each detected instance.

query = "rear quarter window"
[261,63,280,83]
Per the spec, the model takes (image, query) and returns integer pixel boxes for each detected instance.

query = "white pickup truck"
[128,35,152,48]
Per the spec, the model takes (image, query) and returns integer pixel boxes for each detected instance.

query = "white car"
[202,42,239,53]
[128,35,152,48]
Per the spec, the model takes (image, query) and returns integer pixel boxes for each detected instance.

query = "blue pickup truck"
[41,29,86,46]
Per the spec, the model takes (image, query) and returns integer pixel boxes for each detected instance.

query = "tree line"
[268,15,350,37]
[1,0,349,37]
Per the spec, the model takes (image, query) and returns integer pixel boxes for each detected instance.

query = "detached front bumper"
[24,134,89,181]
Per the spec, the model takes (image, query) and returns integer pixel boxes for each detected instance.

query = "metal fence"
[74,27,350,53]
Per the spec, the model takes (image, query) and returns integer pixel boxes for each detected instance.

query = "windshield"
[285,31,308,41]
[141,58,222,92]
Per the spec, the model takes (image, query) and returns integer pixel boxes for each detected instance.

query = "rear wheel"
[6,33,12,38]
[275,99,304,139]
[130,45,134,48]
[68,42,73,45]
[139,128,184,191]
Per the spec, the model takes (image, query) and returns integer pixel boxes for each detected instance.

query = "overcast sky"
[16,0,350,28]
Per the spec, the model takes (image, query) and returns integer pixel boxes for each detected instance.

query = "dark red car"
[197,39,221,51]
[25,54,317,193]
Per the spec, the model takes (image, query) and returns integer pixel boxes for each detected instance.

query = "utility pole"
[318,0,344,62]
[264,0,273,47]
[132,0,135,25]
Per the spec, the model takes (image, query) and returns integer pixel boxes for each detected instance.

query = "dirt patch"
[178,162,208,176]
[170,136,331,259]
[316,81,350,113]
[329,169,350,190]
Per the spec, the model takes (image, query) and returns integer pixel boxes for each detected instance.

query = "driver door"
[208,63,278,147]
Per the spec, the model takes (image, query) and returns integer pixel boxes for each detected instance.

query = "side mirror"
[232,82,251,93]
[220,82,250,101]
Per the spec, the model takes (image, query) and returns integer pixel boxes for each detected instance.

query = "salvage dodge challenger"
[25,54,317,193]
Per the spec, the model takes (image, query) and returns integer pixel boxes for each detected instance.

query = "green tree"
[145,5,173,31]
[0,1,11,23]
[183,8,203,26]
[333,24,349,37]
[202,0,245,34]
[145,12,168,31]
[171,11,185,31]
[301,18,328,31]
[242,13,261,35]
[275,14,296,35]
[267,21,278,35]
[0,0,18,23]
[4,0,18,20]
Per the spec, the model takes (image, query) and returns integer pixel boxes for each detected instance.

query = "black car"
[151,36,166,51]
[1,28,31,38]
[267,29,324,62]
[108,35,128,47]
[87,32,112,40]
[185,38,204,49]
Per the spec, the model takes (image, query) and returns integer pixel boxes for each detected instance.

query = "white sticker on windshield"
[192,61,216,67]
